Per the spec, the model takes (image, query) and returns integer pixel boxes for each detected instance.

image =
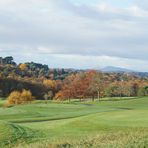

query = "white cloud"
[0,0,148,70]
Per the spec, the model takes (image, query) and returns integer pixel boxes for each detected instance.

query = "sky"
[0,0,148,71]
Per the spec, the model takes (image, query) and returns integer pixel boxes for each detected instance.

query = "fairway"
[0,97,148,148]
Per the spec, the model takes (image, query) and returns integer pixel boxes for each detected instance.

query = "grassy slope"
[0,97,148,147]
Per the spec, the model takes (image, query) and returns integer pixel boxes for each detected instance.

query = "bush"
[6,89,34,106]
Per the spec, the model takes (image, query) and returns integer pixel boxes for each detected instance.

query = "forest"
[0,56,148,104]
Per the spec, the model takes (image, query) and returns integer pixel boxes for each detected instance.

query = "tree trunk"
[68,97,70,102]
[98,91,100,101]
[92,96,95,102]
[79,98,81,102]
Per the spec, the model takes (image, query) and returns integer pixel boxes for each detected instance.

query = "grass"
[0,97,148,147]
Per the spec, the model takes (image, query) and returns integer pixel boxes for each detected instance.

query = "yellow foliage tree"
[7,89,34,106]
[19,63,28,71]
[7,91,21,105]
[21,89,34,103]
[43,79,56,90]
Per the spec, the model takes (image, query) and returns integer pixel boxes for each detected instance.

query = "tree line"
[0,56,77,80]
[55,71,148,101]
[0,56,148,105]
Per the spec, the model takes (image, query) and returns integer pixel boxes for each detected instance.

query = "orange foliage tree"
[55,71,104,101]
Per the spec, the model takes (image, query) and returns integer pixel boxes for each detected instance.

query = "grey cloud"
[135,0,148,10]
[0,0,148,62]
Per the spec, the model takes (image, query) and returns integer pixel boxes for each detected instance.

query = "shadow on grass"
[97,97,144,102]
[12,107,131,124]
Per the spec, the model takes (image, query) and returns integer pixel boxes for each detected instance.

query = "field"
[0,97,148,148]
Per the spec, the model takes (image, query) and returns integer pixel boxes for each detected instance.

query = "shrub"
[21,89,34,103]
[7,91,21,105]
[6,89,34,106]
[54,91,65,101]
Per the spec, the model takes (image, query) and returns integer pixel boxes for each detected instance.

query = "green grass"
[0,97,148,147]
[0,98,5,107]
[0,121,36,148]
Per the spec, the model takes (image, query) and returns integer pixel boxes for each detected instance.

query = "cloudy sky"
[0,0,148,71]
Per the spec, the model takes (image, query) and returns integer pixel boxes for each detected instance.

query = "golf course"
[0,97,147,148]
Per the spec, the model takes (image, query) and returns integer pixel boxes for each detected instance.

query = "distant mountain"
[98,66,148,78]
[100,66,135,73]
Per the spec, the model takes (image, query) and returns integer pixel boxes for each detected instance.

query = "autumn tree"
[6,89,34,106]
[55,71,104,101]
[87,71,104,101]
[43,79,57,99]
[43,79,56,90]
[21,89,34,103]
[54,91,65,101]
[7,91,21,105]
[19,63,28,71]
